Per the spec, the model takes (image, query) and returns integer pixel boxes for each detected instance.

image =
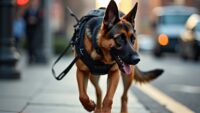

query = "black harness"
[52,8,114,80]
[74,10,114,75]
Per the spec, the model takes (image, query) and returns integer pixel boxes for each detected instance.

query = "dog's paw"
[83,100,96,112]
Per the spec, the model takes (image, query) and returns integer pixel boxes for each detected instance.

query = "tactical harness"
[52,8,114,80]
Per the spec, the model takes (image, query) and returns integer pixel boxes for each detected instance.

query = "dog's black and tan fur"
[75,0,163,113]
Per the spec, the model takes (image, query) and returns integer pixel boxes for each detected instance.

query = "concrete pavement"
[0,56,150,113]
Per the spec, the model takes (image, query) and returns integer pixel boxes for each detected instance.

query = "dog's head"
[98,0,140,75]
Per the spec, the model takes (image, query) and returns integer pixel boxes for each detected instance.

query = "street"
[134,52,200,113]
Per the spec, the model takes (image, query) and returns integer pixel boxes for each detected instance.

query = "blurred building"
[64,0,95,36]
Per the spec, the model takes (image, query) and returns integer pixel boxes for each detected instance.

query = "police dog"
[75,0,163,113]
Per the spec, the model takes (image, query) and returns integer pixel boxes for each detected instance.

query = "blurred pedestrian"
[23,0,42,64]
[13,11,25,53]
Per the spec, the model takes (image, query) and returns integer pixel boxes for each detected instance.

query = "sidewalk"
[0,56,150,113]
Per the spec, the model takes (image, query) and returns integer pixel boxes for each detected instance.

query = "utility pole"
[0,0,20,79]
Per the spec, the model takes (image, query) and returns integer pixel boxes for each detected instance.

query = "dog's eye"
[115,35,126,48]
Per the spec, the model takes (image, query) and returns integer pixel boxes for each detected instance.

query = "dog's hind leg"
[76,68,96,112]
[102,70,120,113]
[90,75,102,113]
[120,69,134,113]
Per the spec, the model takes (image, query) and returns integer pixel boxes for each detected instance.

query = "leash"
[52,7,80,80]
[51,43,79,80]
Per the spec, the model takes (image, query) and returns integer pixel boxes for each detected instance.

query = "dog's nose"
[130,55,140,65]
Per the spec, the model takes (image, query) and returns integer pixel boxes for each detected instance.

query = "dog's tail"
[134,66,164,83]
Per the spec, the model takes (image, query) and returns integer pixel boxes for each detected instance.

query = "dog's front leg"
[120,70,134,113]
[90,75,102,113]
[102,70,120,113]
[76,68,96,112]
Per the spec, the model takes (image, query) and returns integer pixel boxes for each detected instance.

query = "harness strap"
[92,25,103,56]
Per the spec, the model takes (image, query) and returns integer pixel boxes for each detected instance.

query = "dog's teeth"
[117,56,124,64]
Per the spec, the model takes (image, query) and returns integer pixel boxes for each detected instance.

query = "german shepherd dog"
[75,0,163,113]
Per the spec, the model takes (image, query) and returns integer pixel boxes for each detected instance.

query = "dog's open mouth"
[113,55,131,75]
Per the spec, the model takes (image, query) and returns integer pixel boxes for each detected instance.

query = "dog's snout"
[130,55,140,65]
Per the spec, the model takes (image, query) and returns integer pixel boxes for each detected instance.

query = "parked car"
[152,6,197,57]
[180,14,200,61]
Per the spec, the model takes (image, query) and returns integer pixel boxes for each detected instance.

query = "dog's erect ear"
[103,0,120,29]
[123,2,138,26]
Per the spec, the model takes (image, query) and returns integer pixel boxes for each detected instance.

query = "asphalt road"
[134,52,200,113]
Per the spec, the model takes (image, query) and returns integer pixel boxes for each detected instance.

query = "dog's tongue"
[111,54,132,75]
[123,64,131,75]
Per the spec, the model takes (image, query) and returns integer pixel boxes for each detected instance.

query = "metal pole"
[0,0,20,79]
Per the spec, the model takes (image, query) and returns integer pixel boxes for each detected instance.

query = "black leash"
[51,42,79,80]
[52,7,80,80]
